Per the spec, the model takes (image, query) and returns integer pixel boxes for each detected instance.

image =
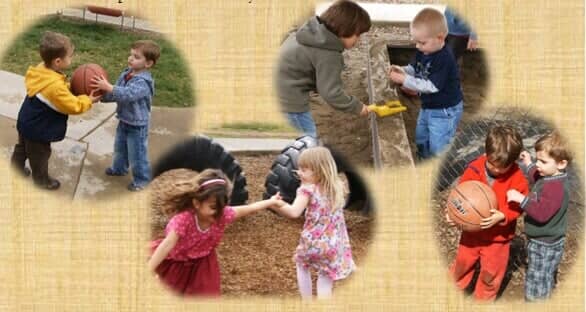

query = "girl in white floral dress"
[272,146,355,299]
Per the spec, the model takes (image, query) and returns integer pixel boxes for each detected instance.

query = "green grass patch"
[0,15,195,107]
[218,122,296,133]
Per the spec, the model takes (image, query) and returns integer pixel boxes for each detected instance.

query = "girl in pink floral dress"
[272,147,355,299]
[148,169,280,297]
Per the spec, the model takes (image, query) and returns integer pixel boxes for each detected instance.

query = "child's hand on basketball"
[506,189,525,203]
[88,89,102,103]
[519,151,532,167]
[90,75,113,93]
[480,209,505,229]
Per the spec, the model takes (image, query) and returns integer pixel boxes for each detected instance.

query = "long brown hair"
[153,168,232,219]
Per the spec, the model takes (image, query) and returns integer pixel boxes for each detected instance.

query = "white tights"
[296,262,333,299]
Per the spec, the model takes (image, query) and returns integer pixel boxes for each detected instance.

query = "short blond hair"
[411,8,448,37]
[535,131,573,164]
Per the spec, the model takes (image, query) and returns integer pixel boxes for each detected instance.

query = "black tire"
[152,135,248,205]
[263,135,372,214]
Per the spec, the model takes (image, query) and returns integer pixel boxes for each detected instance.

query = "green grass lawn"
[219,121,296,132]
[0,15,195,107]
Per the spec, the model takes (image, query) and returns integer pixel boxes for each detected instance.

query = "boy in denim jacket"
[92,40,160,191]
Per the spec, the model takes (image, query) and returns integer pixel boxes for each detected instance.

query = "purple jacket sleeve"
[525,163,540,184]
[520,180,564,223]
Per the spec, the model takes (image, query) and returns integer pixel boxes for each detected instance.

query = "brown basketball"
[446,180,497,232]
[70,63,108,96]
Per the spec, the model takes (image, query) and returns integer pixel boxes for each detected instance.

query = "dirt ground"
[312,24,488,166]
[150,153,374,297]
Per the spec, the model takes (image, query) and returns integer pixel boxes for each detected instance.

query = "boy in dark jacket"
[507,132,572,301]
[92,40,160,191]
[11,31,100,190]
[275,0,371,137]
[389,8,463,159]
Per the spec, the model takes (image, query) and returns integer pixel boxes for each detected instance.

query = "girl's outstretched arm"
[272,192,310,219]
[232,199,280,220]
[148,231,179,272]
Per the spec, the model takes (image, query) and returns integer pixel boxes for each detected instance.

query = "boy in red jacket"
[446,125,529,300]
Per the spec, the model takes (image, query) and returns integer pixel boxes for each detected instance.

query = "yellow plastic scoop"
[368,100,407,117]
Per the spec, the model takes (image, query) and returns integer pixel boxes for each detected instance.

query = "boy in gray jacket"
[92,40,160,191]
[275,0,371,137]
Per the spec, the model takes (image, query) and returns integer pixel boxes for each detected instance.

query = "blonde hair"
[535,131,573,164]
[298,147,346,210]
[411,8,448,37]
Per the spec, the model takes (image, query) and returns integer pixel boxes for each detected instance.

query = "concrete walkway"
[0,70,291,200]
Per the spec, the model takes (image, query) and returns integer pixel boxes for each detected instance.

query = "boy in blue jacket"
[92,40,160,191]
[11,31,100,190]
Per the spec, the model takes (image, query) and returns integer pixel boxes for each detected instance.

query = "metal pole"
[366,40,382,170]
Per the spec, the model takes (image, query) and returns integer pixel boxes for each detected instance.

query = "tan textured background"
[0,0,583,311]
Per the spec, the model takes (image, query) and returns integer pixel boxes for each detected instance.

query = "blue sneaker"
[127,183,146,192]
[105,167,127,176]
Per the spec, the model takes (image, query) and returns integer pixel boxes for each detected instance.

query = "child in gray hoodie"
[275,0,371,138]
[92,40,160,191]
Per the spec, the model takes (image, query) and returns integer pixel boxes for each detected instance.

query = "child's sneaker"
[105,167,127,176]
[35,177,60,190]
[17,167,31,177]
[127,183,146,192]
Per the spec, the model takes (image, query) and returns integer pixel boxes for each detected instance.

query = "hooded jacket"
[102,68,154,126]
[275,16,362,114]
[16,63,92,142]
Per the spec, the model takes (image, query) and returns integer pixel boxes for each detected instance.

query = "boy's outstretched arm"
[519,183,566,223]
[232,199,280,220]
[46,84,94,114]
[148,231,179,272]
[92,75,152,103]
[315,55,363,114]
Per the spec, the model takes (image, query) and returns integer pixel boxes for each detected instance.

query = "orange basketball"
[446,180,497,232]
[70,63,108,96]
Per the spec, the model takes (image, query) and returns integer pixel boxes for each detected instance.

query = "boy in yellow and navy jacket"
[11,31,101,190]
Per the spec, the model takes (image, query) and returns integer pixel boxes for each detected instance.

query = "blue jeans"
[110,121,151,187]
[285,112,317,138]
[415,101,463,159]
